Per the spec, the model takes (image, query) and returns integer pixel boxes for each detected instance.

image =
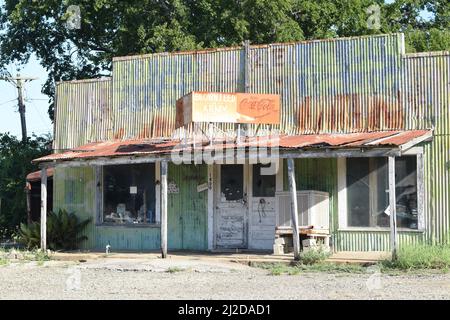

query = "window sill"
[96,223,161,228]
[338,227,425,233]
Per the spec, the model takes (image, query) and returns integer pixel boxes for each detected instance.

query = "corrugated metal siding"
[424,135,450,244]
[109,34,405,140]
[167,163,208,250]
[403,52,450,245]
[335,52,450,251]
[95,226,160,251]
[51,36,450,252]
[249,34,404,134]
[403,52,450,134]
[112,49,244,140]
[283,158,338,234]
[53,164,208,251]
[335,231,424,251]
[54,79,112,151]
[53,166,96,249]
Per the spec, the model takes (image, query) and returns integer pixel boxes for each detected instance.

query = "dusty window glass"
[346,156,417,229]
[221,165,244,201]
[395,157,418,229]
[253,164,276,197]
[103,164,155,225]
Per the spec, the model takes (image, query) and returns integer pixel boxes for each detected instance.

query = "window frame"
[338,148,425,232]
[95,162,161,228]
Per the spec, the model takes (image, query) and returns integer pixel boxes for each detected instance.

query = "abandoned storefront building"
[32,33,449,257]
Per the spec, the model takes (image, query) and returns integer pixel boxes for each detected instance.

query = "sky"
[0,1,435,139]
[0,54,52,137]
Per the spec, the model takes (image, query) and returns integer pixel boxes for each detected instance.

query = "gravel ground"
[1,258,449,300]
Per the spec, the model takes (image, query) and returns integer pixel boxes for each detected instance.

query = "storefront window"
[346,156,418,229]
[253,164,276,197]
[103,164,156,225]
[221,165,244,201]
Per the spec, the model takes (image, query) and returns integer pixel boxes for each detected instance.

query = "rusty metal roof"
[33,130,432,164]
[26,168,54,182]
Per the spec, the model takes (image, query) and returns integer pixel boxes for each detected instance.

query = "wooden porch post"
[160,161,168,258]
[40,168,47,251]
[388,156,398,261]
[287,158,301,261]
[25,182,32,225]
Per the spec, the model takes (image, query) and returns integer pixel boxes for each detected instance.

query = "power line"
[0,74,39,141]
[0,99,17,107]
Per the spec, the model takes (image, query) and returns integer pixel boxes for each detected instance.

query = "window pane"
[347,158,370,227]
[346,156,418,229]
[221,165,244,201]
[252,164,276,197]
[103,164,155,224]
[395,156,418,229]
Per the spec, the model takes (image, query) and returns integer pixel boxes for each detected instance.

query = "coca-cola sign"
[176,92,280,127]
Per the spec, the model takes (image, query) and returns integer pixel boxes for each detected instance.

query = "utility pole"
[0,74,38,142]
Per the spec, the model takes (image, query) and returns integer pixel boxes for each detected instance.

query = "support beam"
[207,165,214,251]
[40,168,47,251]
[25,182,32,225]
[160,161,168,258]
[287,158,301,261]
[388,156,398,261]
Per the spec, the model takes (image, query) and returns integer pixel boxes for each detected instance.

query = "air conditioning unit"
[276,191,330,230]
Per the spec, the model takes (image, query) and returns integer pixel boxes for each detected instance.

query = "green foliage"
[17,209,91,251]
[1,1,448,120]
[0,133,51,234]
[17,222,40,249]
[300,246,331,265]
[381,243,450,270]
[254,261,366,275]
[166,267,184,273]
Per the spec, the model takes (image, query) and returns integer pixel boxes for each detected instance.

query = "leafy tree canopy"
[0,0,448,120]
[0,133,51,234]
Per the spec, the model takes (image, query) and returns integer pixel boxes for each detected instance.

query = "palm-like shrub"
[18,209,91,250]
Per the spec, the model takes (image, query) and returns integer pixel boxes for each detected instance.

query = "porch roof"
[33,130,432,167]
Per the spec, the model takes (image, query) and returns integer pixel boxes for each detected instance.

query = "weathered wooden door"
[215,164,248,249]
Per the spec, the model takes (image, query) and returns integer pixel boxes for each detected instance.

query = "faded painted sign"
[176,92,280,127]
[168,181,179,194]
[197,182,209,193]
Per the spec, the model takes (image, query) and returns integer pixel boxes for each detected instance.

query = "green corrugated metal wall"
[283,158,338,236]
[53,166,96,250]
[53,164,208,251]
[167,164,208,251]
[282,158,428,251]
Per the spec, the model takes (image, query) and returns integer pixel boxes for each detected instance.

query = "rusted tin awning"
[33,130,432,166]
[26,168,54,182]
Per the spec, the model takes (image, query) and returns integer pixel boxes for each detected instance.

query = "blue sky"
[0,0,51,138]
[0,54,52,137]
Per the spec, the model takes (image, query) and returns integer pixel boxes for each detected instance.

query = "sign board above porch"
[176,92,280,128]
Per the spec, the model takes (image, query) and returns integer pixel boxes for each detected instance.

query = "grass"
[0,248,51,265]
[380,243,450,271]
[255,243,450,275]
[166,267,184,273]
[254,261,366,275]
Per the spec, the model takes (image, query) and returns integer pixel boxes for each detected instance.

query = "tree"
[0,133,51,235]
[0,1,448,120]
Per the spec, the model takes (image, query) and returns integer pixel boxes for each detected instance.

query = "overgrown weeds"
[381,243,450,271]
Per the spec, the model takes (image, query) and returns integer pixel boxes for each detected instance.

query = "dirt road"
[1,258,449,300]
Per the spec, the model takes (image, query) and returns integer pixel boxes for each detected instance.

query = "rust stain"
[114,128,125,140]
[34,130,432,164]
